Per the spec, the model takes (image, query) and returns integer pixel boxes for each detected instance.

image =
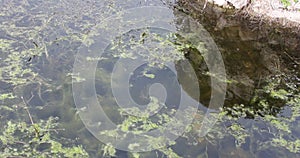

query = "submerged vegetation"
[0,0,299,157]
[221,74,300,153]
[0,119,88,157]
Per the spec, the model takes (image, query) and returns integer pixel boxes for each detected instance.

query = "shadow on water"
[0,0,299,157]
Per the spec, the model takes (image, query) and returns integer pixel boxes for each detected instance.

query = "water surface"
[0,0,299,157]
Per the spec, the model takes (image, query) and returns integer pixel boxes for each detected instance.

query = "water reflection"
[0,0,299,157]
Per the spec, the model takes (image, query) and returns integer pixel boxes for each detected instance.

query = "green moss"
[270,89,290,100]
[281,0,291,7]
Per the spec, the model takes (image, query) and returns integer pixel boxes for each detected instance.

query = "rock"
[208,0,248,9]
[238,28,257,41]
[204,0,300,24]
[228,74,255,101]
[260,48,281,73]
[227,0,248,9]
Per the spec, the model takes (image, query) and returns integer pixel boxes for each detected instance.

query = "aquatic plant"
[0,0,299,157]
[0,118,89,157]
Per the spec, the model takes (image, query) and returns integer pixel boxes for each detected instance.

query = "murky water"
[0,0,299,157]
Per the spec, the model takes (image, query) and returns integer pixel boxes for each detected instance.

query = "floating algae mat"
[0,0,299,157]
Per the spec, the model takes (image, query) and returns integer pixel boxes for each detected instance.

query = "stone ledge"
[207,0,300,24]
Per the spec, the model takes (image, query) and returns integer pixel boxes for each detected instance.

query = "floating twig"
[21,96,42,140]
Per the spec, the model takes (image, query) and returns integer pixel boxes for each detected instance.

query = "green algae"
[0,0,299,157]
[0,118,88,157]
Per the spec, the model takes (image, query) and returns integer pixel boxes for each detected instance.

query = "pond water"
[0,0,299,157]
